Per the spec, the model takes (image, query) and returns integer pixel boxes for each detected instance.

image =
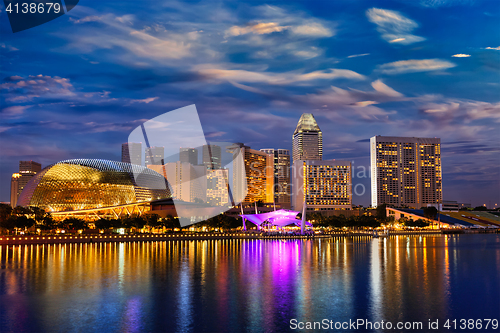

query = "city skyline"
[1,1,499,207]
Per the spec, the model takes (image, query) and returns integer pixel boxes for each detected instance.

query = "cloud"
[63,14,193,61]
[421,100,500,123]
[290,22,333,37]
[371,80,403,97]
[452,54,471,57]
[1,105,33,118]
[197,67,365,85]
[0,43,19,51]
[347,53,370,58]
[485,46,500,50]
[205,131,226,138]
[225,21,332,38]
[0,75,75,102]
[225,22,289,37]
[377,59,456,74]
[366,8,425,45]
[127,97,159,105]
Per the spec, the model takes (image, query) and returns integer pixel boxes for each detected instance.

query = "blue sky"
[1,0,499,207]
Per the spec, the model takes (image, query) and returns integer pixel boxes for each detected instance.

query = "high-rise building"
[203,145,221,170]
[292,160,352,212]
[122,142,142,165]
[10,173,20,208]
[227,143,274,204]
[11,160,42,207]
[145,146,164,166]
[260,148,291,207]
[206,169,230,206]
[179,148,198,165]
[370,136,442,208]
[148,162,206,203]
[292,113,322,163]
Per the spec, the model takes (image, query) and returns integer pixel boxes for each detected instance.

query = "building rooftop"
[293,113,321,135]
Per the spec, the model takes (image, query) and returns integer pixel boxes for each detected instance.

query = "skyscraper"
[11,160,42,207]
[122,142,142,165]
[179,147,198,165]
[370,136,442,208]
[206,169,230,206]
[203,144,221,170]
[10,173,20,208]
[227,143,274,204]
[145,146,164,166]
[292,113,322,163]
[260,148,291,207]
[292,160,352,212]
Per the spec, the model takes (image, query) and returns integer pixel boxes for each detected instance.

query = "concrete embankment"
[0,230,458,245]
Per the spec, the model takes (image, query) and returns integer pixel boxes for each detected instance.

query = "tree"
[0,203,12,224]
[423,206,438,220]
[376,204,387,222]
[404,219,430,228]
[62,217,87,230]
[473,206,488,211]
[164,215,180,230]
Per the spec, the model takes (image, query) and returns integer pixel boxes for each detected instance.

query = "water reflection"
[0,235,499,332]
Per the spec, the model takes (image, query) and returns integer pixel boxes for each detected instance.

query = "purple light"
[240,209,312,228]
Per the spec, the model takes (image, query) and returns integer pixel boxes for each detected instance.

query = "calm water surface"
[1,234,499,332]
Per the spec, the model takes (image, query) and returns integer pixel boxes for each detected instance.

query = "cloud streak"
[366,8,425,45]
[377,59,456,74]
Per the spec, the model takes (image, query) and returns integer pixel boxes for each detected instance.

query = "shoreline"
[0,230,474,245]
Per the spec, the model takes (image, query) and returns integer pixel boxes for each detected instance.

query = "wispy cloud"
[452,54,471,57]
[126,97,159,105]
[377,59,456,74]
[225,22,289,37]
[366,8,425,45]
[197,67,365,85]
[347,53,370,58]
[485,46,500,50]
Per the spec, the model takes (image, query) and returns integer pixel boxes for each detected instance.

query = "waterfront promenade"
[0,230,451,245]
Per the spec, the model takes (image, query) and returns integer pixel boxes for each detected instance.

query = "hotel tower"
[292,113,322,163]
[370,136,442,208]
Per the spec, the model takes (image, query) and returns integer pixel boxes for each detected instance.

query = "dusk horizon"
[1,1,499,206]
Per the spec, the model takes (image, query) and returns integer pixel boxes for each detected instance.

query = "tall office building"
[122,142,142,165]
[145,146,164,166]
[370,136,442,208]
[292,113,322,163]
[147,162,207,203]
[203,145,221,170]
[292,160,352,212]
[260,148,291,207]
[227,143,274,204]
[179,148,198,165]
[11,160,42,207]
[10,173,20,208]
[206,169,230,206]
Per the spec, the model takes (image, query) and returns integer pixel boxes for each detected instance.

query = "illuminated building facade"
[17,159,170,212]
[145,146,164,166]
[292,113,322,163]
[292,160,352,212]
[206,169,229,206]
[10,173,20,207]
[10,160,42,207]
[370,136,442,208]
[122,142,142,165]
[202,144,221,170]
[260,148,291,207]
[147,162,207,204]
[227,143,274,204]
[179,147,198,165]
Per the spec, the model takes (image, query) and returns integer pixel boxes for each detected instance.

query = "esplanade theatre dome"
[17,159,171,212]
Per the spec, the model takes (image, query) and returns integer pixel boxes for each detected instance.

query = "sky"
[1,0,499,207]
